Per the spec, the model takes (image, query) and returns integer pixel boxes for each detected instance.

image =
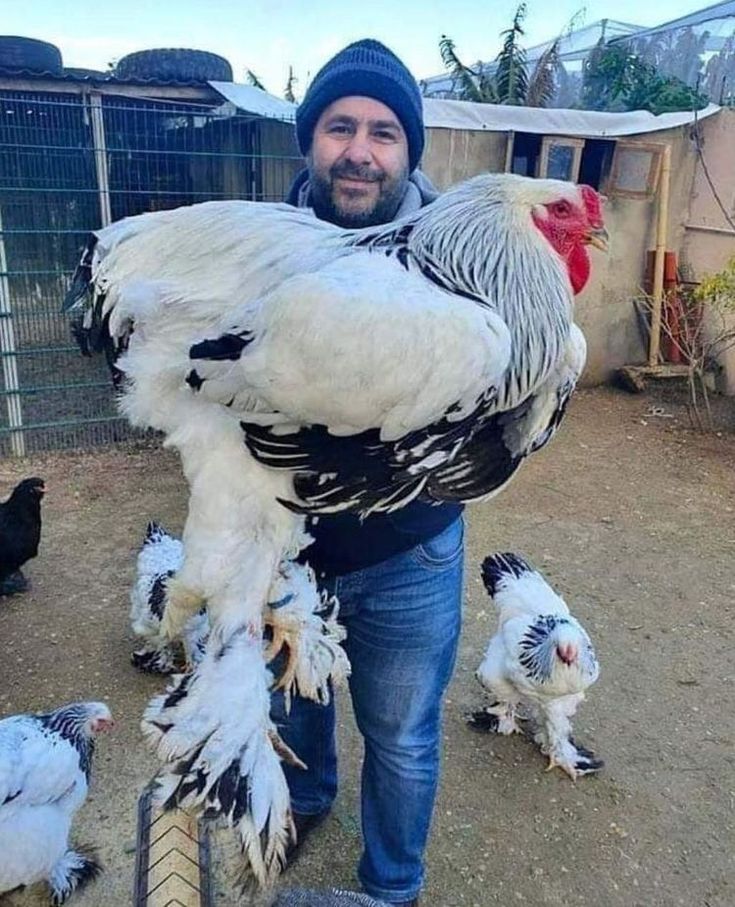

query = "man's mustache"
[330,163,384,183]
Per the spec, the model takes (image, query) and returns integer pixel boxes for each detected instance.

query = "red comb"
[579,185,603,227]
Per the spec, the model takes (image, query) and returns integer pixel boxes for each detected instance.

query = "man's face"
[307,96,410,228]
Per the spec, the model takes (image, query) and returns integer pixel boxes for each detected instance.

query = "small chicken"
[0,477,45,596]
[130,522,207,674]
[469,553,602,779]
[0,701,113,903]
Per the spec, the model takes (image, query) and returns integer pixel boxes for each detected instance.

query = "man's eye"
[328,124,351,134]
[374,130,397,141]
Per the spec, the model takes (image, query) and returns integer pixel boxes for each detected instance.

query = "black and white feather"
[130,522,208,674]
[0,701,112,903]
[469,553,602,779]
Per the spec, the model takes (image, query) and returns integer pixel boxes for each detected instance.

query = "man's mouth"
[335,176,377,188]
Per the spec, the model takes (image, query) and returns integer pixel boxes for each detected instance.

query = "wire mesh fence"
[0,86,301,456]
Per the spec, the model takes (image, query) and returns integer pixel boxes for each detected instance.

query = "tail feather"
[62,235,97,313]
[481,552,534,597]
[145,520,167,543]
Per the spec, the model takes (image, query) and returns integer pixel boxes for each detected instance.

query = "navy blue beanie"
[296,39,425,172]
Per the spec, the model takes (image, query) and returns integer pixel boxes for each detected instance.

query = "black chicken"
[0,477,45,596]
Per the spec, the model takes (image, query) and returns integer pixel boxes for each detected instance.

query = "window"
[540,137,584,181]
[507,132,616,191]
[608,142,663,198]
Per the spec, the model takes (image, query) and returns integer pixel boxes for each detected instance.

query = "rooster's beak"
[586,226,609,252]
[92,717,115,733]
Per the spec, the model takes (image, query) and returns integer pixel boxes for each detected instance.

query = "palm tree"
[284,66,298,103]
[438,3,569,108]
[495,3,529,105]
[245,67,299,103]
[245,69,267,91]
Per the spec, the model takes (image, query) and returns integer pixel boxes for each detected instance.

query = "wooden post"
[504,131,515,173]
[648,144,672,366]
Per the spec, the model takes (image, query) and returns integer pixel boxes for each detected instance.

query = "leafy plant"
[638,260,735,430]
[494,3,529,105]
[581,41,708,114]
[438,4,579,108]
[439,34,498,102]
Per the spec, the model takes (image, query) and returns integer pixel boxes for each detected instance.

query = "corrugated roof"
[0,66,218,89]
[618,1,735,39]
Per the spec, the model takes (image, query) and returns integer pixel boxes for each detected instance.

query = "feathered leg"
[470,647,522,735]
[47,848,102,906]
[467,699,522,735]
[264,561,350,706]
[139,424,315,887]
[534,694,603,779]
[143,627,302,887]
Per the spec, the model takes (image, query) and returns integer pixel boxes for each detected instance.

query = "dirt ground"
[1,385,734,907]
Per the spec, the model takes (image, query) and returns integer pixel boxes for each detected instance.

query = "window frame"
[538,136,585,182]
[607,141,664,199]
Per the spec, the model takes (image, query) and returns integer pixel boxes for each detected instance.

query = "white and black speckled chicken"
[130,522,208,674]
[0,477,45,597]
[0,701,113,903]
[63,173,605,882]
[469,553,602,779]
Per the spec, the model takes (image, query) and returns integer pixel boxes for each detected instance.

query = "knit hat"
[296,39,425,172]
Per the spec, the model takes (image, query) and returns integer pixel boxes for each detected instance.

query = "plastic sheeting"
[422,98,721,136]
[209,77,721,138]
[209,80,296,120]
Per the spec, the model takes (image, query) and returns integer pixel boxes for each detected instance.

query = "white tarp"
[209,81,296,121]
[209,78,721,138]
[423,98,722,137]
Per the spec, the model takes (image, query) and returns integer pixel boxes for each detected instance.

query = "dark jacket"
[286,169,463,578]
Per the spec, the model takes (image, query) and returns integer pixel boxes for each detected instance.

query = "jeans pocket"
[411,517,465,570]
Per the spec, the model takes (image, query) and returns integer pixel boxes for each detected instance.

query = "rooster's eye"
[551,201,572,217]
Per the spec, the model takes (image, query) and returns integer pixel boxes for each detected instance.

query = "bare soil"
[1,385,734,907]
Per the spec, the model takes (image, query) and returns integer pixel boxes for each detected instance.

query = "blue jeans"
[271,517,464,904]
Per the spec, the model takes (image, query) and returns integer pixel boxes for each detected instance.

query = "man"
[274,39,464,907]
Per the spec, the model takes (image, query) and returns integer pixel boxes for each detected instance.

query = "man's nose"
[343,131,373,165]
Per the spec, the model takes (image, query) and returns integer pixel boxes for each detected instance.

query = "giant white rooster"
[469,553,602,779]
[64,173,606,883]
[0,701,113,904]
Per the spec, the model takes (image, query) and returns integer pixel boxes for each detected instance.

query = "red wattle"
[567,243,591,295]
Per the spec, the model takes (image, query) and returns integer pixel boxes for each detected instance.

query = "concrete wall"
[679,110,735,393]
[422,122,704,385]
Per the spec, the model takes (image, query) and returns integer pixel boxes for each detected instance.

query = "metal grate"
[0,87,301,455]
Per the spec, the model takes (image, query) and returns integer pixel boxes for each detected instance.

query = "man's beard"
[309,160,409,228]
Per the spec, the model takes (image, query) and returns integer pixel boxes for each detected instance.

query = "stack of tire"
[0,38,234,84]
[0,36,63,75]
[114,49,233,83]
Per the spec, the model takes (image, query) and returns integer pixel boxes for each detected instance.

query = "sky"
[6,0,709,97]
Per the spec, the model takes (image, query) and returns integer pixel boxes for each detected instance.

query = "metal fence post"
[88,92,112,227]
[0,205,25,457]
